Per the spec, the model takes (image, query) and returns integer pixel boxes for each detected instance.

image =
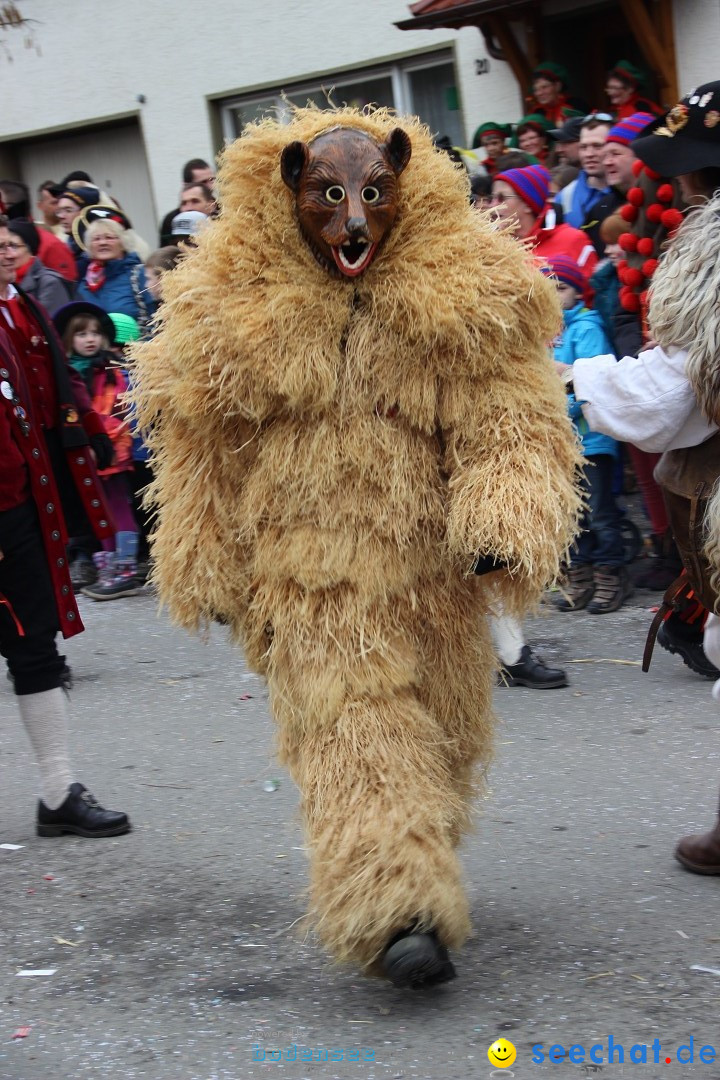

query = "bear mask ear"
[281,141,310,192]
[383,128,412,176]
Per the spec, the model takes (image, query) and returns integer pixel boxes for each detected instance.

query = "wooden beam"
[485,13,533,101]
[618,0,677,102]
[655,0,678,105]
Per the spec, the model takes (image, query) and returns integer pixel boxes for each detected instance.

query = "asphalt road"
[2,583,719,1080]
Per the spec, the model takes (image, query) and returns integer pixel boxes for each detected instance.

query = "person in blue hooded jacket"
[74,213,156,331]
[542,254,632,614]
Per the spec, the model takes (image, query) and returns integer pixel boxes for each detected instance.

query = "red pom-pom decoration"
[661,208,684,230]
[627,186,645,206]
[619,287,641,312]
[644,166,661,181]
[646,202,663,223]
[632,159,644,177]
[616,259,627,273]
[656,183,674,203]
[619,232,638,252]
[636,237,654,256]
[620,203,638,222]
[642,258,659,277]
[624,267,645,288]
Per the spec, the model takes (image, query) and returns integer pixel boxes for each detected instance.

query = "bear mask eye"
[361,186,380,204]
[325,185,346,204]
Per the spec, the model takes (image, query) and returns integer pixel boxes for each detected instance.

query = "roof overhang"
[395,0,534,32]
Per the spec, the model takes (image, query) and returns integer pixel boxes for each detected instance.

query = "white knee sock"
[490,612,525,666]
[704,614,720,703]
[17,688,74,809]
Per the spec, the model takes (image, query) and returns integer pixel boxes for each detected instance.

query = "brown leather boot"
[555,564,595,611]
[675,818,720,874]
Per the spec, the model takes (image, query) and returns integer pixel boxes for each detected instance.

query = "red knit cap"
[494,165,551,217]
[606,112,656,147]
[539,254,585,294]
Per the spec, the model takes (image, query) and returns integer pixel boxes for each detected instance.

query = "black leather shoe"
[37,783,131,838]
[658,617,720,680]
[382,929,456,988]
[500,645,568,688]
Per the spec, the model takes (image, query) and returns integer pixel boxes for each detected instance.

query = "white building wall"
[3,0,719,236]
[673,0,720,93]
[2,1,510,229]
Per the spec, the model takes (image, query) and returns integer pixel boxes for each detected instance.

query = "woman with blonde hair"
[74,210,156,329]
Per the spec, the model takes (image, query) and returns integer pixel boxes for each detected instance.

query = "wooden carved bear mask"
[280,125,412,278]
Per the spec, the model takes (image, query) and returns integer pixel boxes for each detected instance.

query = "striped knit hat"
[539,255,585,294]
[606,112,656,147]
[494,164,551,217]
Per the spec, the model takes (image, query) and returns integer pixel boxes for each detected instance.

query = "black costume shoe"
[657,617,720,680]
[382,929,456,988]
[500,645,568,689]
[37,783,131,838]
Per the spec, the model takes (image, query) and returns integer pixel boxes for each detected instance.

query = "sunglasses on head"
[582,112,614,124]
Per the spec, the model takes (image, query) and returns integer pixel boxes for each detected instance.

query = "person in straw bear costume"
[131,105,581,987]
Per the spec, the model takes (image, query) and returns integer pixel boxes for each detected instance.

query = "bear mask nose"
[346,217,369,238]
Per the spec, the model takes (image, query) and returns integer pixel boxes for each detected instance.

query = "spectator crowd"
[0,59,716,678]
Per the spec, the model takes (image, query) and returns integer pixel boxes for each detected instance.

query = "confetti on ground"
[16,969,57,977]
[238,944,268,948]
[0,843,24,850]
[677,930,690,939]
[12,1027,31,1040]
[691,965,720,977]
[53,937,80,947]
[582,971,615,981]
[42,875,54,881]
[239,693,253,700]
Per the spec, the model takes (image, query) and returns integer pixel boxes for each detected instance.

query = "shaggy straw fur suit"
[132,107,582,975]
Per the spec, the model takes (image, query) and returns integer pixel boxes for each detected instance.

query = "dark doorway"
[541,2,663,115]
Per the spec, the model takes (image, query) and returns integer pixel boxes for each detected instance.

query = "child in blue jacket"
[542,255,632,614]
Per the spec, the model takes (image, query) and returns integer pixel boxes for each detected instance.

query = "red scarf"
[84,260,106,293]
[15,257,33,284]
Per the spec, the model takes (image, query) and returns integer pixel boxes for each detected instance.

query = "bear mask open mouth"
[332,238,378,277]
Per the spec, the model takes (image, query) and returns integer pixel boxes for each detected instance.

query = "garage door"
[18,121,157,253]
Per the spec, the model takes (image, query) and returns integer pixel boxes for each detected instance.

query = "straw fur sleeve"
[437,254,583,609]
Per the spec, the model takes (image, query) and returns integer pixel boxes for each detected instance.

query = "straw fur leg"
[280,687,472,974]
[266,585,479,974]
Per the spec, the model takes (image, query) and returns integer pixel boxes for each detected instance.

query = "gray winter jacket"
[19,256,73,315]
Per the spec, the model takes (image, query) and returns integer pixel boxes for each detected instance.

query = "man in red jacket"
[0,179,77,284]
[0,223,130,836]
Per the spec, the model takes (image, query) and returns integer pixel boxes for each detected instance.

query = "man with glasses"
[554,114,613,245]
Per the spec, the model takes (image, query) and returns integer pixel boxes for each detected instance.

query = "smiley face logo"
[488,1039,517,1068]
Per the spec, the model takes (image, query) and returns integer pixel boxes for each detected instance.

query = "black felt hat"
[52,300,116,345]
[633,80,720,176]
[72,204,132,253]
